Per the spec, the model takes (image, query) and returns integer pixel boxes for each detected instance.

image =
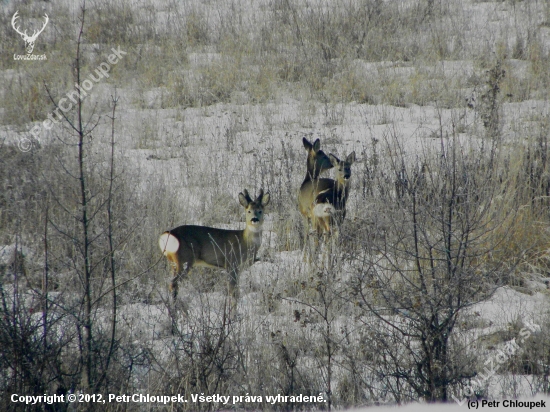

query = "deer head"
[12,11,49,54]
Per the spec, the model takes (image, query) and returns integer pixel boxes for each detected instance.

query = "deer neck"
[336,177,351,199]
[243,223,263,249]
[304,158,323,183]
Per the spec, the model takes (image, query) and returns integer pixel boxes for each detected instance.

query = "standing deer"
[11,11,49,54]
[298,138,334,226]
[159,189,270,304]
[309,151,356,234]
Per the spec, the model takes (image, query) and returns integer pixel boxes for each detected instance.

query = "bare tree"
[350,128,515,402]
[40,2,125,396]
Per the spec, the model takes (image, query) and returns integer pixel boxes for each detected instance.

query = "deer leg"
[302,216,314,262]
[228,267,239,300]
[309,225,324,261]
[169,262,188,300]
[226,267,240,318]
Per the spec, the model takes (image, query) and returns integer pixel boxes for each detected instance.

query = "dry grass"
[2,0,550,117]
[3,0,550,408]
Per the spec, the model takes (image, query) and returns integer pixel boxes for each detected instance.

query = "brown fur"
[298,137,334,226]
[309,152,356,234]
[159,189,270,302]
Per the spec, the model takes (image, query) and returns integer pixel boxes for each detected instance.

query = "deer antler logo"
[11,11,49,55]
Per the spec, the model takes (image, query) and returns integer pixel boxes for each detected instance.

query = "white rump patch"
[313,203,335,218]
[159,233,179,255]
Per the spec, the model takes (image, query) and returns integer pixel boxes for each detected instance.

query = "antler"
[29,14,49,41]
[11,11,48,41]
[241,189,253,204]
[255,189,264,202]
[11,11,27,38]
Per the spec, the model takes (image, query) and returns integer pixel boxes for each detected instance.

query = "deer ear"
[261,192,270,207]
[347,151,356,164]
[239,193,249,208]
[313,139,321,152]
[240,189,252,207]
[329,154,340,166]
[303,137,312,151]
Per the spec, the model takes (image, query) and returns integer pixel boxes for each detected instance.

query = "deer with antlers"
[159,189,270,307]
[12,11,49,55]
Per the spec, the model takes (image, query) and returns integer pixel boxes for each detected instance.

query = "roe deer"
[159,189,270,302]
[298,137,334,225]
[309,151,356,234]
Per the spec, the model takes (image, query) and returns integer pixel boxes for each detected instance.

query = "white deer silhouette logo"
[11,11,49,55]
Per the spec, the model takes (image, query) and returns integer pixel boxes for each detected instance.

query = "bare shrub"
[349,129,514,402]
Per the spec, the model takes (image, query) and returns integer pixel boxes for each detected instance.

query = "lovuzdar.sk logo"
[12,10,49,61]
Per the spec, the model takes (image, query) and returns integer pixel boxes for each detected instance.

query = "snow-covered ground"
[2,0,550,410]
